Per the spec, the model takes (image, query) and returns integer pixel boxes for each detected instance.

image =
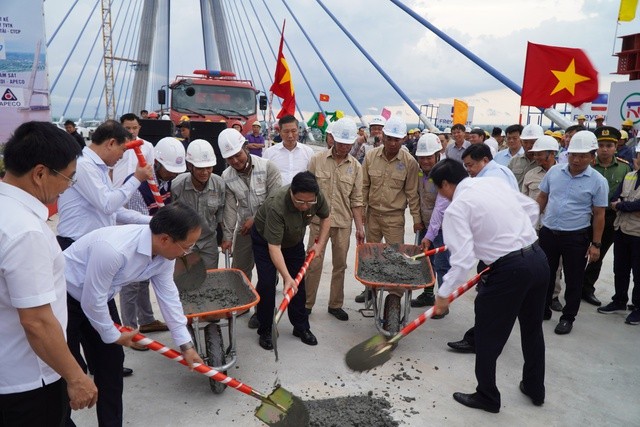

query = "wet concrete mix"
[306,395,399,427]
[178,271,253,314]
[358,246,427,285]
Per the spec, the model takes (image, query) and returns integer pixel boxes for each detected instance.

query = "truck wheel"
[204,323,227,394]
[383,294,401,335]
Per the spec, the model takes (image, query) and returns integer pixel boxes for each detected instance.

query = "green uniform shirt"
[254,185,330,248]
[594,157,631,203]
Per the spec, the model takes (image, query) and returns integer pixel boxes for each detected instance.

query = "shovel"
[399,245,448,264]
[173,252,207,292]
[345,268,489,372]
[116,325,309,426]
[272,250,316,361]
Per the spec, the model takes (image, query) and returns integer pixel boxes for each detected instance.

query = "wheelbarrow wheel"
[204,323,227,394]
[383,294,401,335]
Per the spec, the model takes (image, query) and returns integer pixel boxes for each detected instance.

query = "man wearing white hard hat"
[508,123,542,189]
[410,134,452,312]
[305,118,365,321]
[356,115,421,303]
[246,120,265,157]
[172,139,226,269]
[219,128,282,280]
[537,131,608,335]
[120,137,187,341]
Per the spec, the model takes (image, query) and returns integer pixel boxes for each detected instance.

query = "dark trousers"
[474,244,548,407]
[251,226,309,335]
[539,227,590,322]
[66,295,124,427]
[0,378,68,427]
[612,230,640,307]
[582,211,616,294]
[457,261,491,348]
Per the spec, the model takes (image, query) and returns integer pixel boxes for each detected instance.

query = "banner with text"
[435,103,475,128]
[0,0,51,144]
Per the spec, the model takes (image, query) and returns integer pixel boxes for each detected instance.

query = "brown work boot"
[139,320,168,333]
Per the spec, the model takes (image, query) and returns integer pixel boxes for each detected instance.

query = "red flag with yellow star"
[521,42,598,108]
[270,21,296,118]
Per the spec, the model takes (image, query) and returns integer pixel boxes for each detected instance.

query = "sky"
[41,0,640,126]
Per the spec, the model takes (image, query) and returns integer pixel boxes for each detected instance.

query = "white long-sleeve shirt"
[57,147,150,240]
[438,177,539,297]
[64,224,191,346]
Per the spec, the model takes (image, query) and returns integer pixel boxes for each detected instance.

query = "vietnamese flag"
[521,42,598,108]
[270,21,296,118]
[319,93,330,102]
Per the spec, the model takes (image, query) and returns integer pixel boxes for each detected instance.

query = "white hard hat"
[186,139,217,167]
[369,115,386,127]
[331,118,358,144]
[567,131,597,153]
[155,137,187,173]
[465,126,472,133]
[325,121,334,135]
[443,127,451,134]
[218,128,246,158]
[521,123,545,140]
[415,133,442,156]
[382,116,407,138]
[529,135,559,152]
[252,121,261,127]
[161,114,170,120]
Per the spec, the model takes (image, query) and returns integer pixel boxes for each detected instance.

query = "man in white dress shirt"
[64,203,204,427]
[111,113,155,187]
[432,159,549,413]
[0,122,97,425]
[263,115,314,185]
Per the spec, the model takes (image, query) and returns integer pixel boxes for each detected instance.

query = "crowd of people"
[1,110,638,425]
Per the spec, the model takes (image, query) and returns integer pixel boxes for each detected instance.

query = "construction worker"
[305,118,365,321]
[177,117,191,150]
[368,115,386,148]
[120,137,187,342]
[621,118,637,147]
[616,130,635,165]
[595,115,605,128]
[537,131,608,335]
[508,123,542,189]
[172,139,225,269]
[356,116,421,303]
[410,134,451,313]
[577,114,586,127]
[246,120,266,156]
[582,127,631,307]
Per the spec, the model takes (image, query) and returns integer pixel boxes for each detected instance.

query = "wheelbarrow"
[176,251,259,394]
[354,242,435,336]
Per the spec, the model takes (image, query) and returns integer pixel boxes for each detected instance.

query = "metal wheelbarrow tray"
[178,268,259,394]
[355,243,435,337]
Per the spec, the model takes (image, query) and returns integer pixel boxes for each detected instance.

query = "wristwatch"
[179,341,195,351]
[591,242,602,249]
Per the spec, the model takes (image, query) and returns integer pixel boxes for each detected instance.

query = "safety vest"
[222,154,269,220]
[614,171,640,237]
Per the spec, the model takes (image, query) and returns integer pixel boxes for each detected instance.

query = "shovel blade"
[255,386,309,427]
[345,333,393,372]
[173,253,207,291]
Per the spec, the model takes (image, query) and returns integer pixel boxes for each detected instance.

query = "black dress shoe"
[410,290,434,307]
[582,292,601,306]
[259,333,273,350]
[293,329,318,346]
[305,307,312,315]
[447,339,475,353]
[550,297,563,312]
[328,307,349,321]
[554,319,573,335]
[452,392,499,413]
[519,381,544,406]
[122,367,133,377]
[355,289,373,303]
[248,313,259,329]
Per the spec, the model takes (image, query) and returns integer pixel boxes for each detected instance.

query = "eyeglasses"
[173,239,196,256]
[290,191,317,206]
[52,169,77,187]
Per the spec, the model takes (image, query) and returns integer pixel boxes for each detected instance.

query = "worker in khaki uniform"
[356,115,422,302]
[508,123,542,189]
[305,118,365,321]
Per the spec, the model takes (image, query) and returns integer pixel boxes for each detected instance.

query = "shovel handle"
[274,250,315,324]
[116,324,261,397]
[412,245,447,260]
[388,267,489,345]
[124,139,165,208]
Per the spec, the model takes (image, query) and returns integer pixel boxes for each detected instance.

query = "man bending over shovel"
[431,159,548,413]
[251,171,331,350]
[63,203,204,426]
